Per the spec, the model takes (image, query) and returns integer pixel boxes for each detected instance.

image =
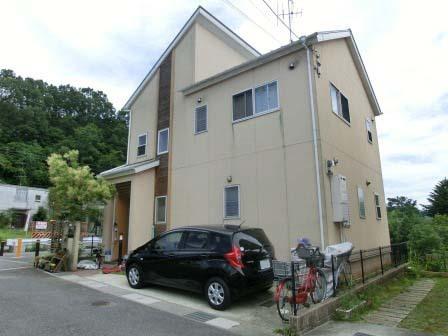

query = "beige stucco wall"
[194,22,251,82]
[128,169,155,249]
[170,50,323,260]
[313,39,390,250]
[128,70,159,165]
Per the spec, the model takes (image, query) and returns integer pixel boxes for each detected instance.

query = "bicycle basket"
[296,247,324,267]
[272,260,305,280]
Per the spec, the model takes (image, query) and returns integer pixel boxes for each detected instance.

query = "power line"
[220,0,283,45]
[261,0,300,40]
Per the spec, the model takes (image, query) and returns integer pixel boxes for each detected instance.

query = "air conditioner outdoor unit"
[331,174,350,226]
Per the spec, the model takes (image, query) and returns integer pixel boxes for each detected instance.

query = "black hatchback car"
[125,225,275,310]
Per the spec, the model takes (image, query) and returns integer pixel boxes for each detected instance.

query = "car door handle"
[168,253,175,258]
[200,254,208,257]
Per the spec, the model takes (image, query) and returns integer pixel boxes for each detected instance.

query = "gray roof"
[99,159,159,179]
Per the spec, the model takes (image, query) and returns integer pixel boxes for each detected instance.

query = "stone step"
[364,317,398,327]
[376,309,409,318]
[367,313,403,322]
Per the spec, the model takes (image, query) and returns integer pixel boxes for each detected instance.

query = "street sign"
[35,221,48,230]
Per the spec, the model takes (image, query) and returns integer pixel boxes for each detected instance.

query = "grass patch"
[0,228,31,240]
[399,277,448,335]
[334,275,416,321]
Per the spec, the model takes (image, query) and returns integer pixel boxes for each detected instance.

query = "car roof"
[170,225,258,235]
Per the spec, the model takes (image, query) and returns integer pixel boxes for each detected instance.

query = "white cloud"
[0,0,446,204]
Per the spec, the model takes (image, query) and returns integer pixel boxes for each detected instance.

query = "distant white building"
[0,183,49,231]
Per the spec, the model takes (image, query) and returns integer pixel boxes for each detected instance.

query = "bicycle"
[274,246,327,321]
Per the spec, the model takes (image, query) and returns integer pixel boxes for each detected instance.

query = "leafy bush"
[0,209,14,229]
[32,207,48,221]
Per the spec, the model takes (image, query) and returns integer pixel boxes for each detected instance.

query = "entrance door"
[113,182,131,260]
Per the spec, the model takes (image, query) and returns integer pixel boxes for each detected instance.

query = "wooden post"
[16,239,23,257]
[379,246,384,275]
[70,221,81,271]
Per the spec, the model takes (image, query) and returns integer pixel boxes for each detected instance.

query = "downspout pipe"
[302,39,325,249]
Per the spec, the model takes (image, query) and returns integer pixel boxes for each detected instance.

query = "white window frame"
[223,185,240,219]
[232,80,280,123]
[374,193,382,220]
[365,118,373,144]
[137,133,147,157]
[357,186,366,219]
[254,80,280,115]
[157,128,169,155]
[35,194,41,203]
[194,104,208,134]
[155,196,167,224]
[329,82,350,125]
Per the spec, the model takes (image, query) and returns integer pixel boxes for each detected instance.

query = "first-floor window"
[357,186,366,219]
[137,133,147,156]
[224,185,240,218]
[374,193,382,219]
[35,194,41,202]
[157,128,169,155]
[155,196,167,223]
[195,105,208,134]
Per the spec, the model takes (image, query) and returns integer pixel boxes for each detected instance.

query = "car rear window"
[208,233,231,252]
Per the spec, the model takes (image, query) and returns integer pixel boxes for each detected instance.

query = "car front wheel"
[205,277,231,310]
[127,264,144,289]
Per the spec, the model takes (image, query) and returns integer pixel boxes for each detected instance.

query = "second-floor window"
[157,128,169,155]
[137,134,147,157]
[232,80,279,122]
[35,194,41,203]
[365,118,373,143]
[330,83,350,123]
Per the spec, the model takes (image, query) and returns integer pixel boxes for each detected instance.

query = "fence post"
[0,241,5,256]
[291,261,297,316]
[90,235,94,256]
[331,255,336,297]
[118,233,123,264]
[360,250,365,284]
[379,246,384,275]
[396,245,401,267]
[35,239,40,257]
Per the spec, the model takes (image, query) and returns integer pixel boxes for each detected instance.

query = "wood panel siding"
[154,53,172,234]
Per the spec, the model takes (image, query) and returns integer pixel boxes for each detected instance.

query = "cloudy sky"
[1,0,447,205]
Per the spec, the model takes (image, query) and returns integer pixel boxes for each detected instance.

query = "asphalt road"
[0,257,232,336]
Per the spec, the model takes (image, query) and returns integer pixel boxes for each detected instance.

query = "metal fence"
[346,242,408,286]
[273,242,409,317]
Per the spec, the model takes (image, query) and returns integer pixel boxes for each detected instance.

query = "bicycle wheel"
[276,278,299,321]
[311,268,327,304]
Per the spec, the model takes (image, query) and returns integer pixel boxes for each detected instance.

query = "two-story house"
[100,6,390,260]
[0,183,49,231]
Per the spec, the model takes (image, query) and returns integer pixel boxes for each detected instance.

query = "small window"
[330,83,350,123]
[137,134,147,156]
[153,231,182,251]
[157,128,169,155]
[183,231,209,250]
[366,118,373,143]
[209,233,231,252]
[224,185,240,218]
[155,196,167,223]
[35,195,41,203]
[233,89,253,122]
[374,193,382,219]
[254,81,278,114]
[195,105,208,134]
[357,186,366,219]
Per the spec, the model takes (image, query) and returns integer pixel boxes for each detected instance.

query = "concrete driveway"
[55,270,285,335]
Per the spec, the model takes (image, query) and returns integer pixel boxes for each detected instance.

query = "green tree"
[32,207,48,222]
[408,223,441,257]
[423,178,448,216]
[0,69,128,188]
[387,196,422,244]
[47,150,114,221]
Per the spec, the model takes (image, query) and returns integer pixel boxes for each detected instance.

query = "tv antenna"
[262,0,302,43]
